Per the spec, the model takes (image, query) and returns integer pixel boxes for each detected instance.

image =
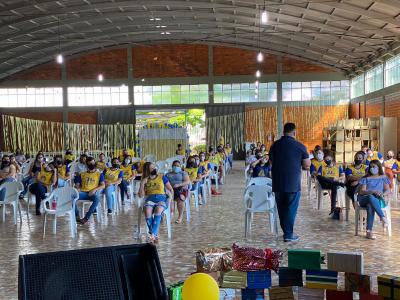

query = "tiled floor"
[1,162,400,299]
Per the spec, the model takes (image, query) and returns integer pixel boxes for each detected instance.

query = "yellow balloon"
[182,273,219,300]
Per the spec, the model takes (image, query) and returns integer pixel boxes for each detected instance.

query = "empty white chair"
[0,181,23,224]
[155,160,169,174]
[247,177,272,187]
[244,165,251,186]
[42,187,79,238]
[243,185,278,238]
[188,183,200,210]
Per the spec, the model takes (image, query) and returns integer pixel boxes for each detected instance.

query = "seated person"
[20,153,43,199]
[96,153,108,172]
[0,155,17,202]
[15,148,26,165]
[310,146,325,177]
[64,149,75,165]
[213,145,226,184]
[9,155,21,173]
[139,162,173,243]
[357,160,390,239]
[316,150,345,215]
[52,155,70,187]
[119,155,137,203]
[345,151,368,202]
[366,148,383,165]
[199,151,220,197]
[166,160,190,224]
[29,161,57,215]
[184,155,203,198]
[103,158,123,214]
[383,150,398,186]
[176,144,185,156]
[118,149,129,163]
[225,142,233,168]
[76,154,88,174]
[74,157,105,224]
[260,144,268,156]
[251,153,271,178]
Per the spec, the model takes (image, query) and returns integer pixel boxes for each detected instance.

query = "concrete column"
[127,45,134,106]
[276,56,283,137]
[61,59,68,150]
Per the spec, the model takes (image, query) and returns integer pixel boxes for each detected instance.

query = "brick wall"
[365,102,383,117]
[6,62,61,81]
[282,57,333,73]
[349,103,360,119]
[384,97,400,150]
[67,48,128,80]
[68,111,97,124]
[133,44,208,78]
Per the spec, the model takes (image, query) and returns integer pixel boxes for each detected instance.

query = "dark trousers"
[316,176,342,211]
[346,183,358,202]
[29,183,47,212]
[275,192,300,239]
[119,179,129,202]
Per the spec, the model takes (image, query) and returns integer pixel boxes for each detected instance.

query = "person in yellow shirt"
[176,144,186,156]
[52,155,70,187]
[316,150,346,216]
[139,162,173,243]
[345,151,368,202]
[64,149,75,165]
[103,158,123,214]
[225,142,233,168]
[74,157,105,224]
[29,161,57,215]
[96,153,108,172]
[310,146,326,177]
[118,149,129,163]
[184,156,203,201]
[119,155,137,204]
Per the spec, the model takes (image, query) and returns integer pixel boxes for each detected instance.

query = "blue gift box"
[241,288,264,300]
[247,270,272,289]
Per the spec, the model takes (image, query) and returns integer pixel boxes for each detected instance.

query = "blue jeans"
[275,192,301,239]
[119,179,129,202]
[21,176,34,197]
[29,182,47,212]
[358,194,385,231]
[227,155,233,168]
[104,185,116,210]
[75,191,100,220]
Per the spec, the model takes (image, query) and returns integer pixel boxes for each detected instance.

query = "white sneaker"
[381,217,389,228]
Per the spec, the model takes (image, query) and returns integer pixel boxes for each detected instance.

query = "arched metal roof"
[1,0,400,79]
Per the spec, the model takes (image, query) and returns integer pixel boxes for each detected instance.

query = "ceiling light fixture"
[98,74,104,82]
[55,17,63,64]
[255,70,261,78]
[255,80,259,87]
[261,0,268,25]
[149,17,161,21]
[56,53,63,64]
[156,25,167,28]
[257,52,264,62]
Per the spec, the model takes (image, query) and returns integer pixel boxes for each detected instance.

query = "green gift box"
[220,270,247,288]
[168,281,184,300]
[288,249,324,270]
[378,274,400,299]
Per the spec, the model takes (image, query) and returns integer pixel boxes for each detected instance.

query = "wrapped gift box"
[220,270,248,289]
[269,286,294,300]
[305,269,338,290]
[344,272,371,293]
[326,290,353,300]
[288,249,323,270]
[241,288,264,300]
[168,281,184,300]
[297,287,325,300]
[219,288,237,300]
[377,274,400,299]
[196,248,233,273]
[327,251,363,273]
[278,267,303,287]
[247,270,271,289]
[360,293,384,300]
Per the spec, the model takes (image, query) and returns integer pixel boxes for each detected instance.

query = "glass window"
[0,87,63,107]
[68,85,129,106]
[385,54,400,87]
[283,81,349,102]
[213,82,277,103]
[351,74,365,99]
[365,64,383,94]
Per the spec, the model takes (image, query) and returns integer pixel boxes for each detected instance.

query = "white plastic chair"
[42,187,79,238]
[77,193,103,223]
[102,184,120,214]
[26,183,52,219]
[0,181,23,224]
[155,160,169,174]
[247,177,272,187]
[244,165,251,186]
[243,185,278,238]
[355,193,392,237]
[208,162,219,190]
[315,181,347,214]
[136,192,172,239]
[188,183,200,210]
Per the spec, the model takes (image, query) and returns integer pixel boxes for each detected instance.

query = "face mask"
[369,152,373,157]
[200,156,205,161]
[172,166,181,173]
[56,160,62,165]
[112,163,119,169]
[125,159,131,164]
[150,169,157,176]
[325,159,332,166]
[261,147,266,151]
[370,167,379,175]
[2,161,10,167]
[317,153,324,161]
[195,159,200,165]
[87,164,96,170]
[387,155,393,159]
[354,159,362,165]
[188,161,195,167]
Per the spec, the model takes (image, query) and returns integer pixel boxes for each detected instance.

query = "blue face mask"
[172,166,181,173]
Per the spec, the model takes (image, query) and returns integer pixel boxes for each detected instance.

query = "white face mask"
[125,159,131,164]
[317,153,324,161]
[369,152,373,158]
[370,167,379,175]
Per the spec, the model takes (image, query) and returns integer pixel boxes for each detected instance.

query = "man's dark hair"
[283,123,296,134]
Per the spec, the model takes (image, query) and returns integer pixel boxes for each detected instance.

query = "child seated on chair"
[345,151,368,203]
[357,160,390,240]
[316,150,346,215]
[165,160,190,224]
[383,150,398,189]
[250,153,271,178]
[103,158,123,214]
[139,162,173,243]
[310,146,325,178]
[184,155,203,201]
[119,155,137,204]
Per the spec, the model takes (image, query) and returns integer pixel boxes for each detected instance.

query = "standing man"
[269,123,311,242]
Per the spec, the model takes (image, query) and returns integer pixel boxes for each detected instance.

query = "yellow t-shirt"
[347,164,367,178]
[144,175,165,195]
[120,164,135,180]
[39,167,53,186]
[311,159,326,173]
[321,165,341,178]
[176,149,185,155]
[56,165,68,179]
[218,136,225,146]
[225,147,232,155]
[185,167,199,182]
[104,168,121,184]
[80,172,102,192]
[96,161,106,171]
[384,158,397,170]
[64,154,75,162]
[199,161,209,172]
[211,153,223,165]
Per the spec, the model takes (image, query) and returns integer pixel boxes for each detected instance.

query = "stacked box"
[305,269,338,290]
[278,267,303,287]
[336,130,345,141]
[247,270,271,289]
[219,288,236,300]
[345,152,354,163]
[344,119,354,129]
[269,287,294,300]
[377,274,400,299]
[241,288,264,300]
[220,270,247,289]
[344,272,370,293]
[168,281,184,300]
[297,287,325,300]
[345,141,353,151]
[336,141,344,153]
[326,290,353,300]
[336,152,344,164]
[361,130,370,140]
[327,251,364,274]
[288,249,323,270]
[353,140,362,151]
[360,293,384,300]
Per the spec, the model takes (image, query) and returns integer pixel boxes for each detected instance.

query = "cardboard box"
[269,287,294,300]
[361,130,370,140]
[345,152,354,164]
[344,119,354,129]
[345,272,370,293]
[336,141,344,153]
[336,152,344,164]
[247,270,271,289]
[220,270,248,289]
[297,287,325,300]
[370,129,378,140]
[327,251,363,274]
[278,267,303,287]
[353,140,362,151]
[377,274,400,299]
[344,141,353,152]
[336,130,345,141]
[305,269,338,290]
[288,249,323,270]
